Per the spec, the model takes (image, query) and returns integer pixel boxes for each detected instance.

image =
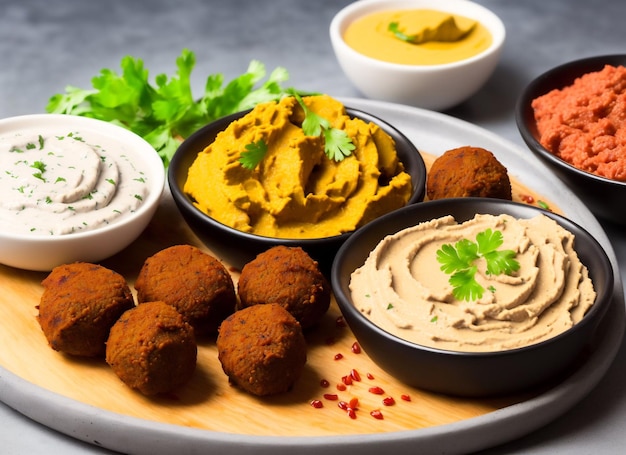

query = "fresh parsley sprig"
[289,90,355,162]
[436,229,520,302]
[239,140,268,170]
[238,92,356,169]
[47,49,298,167]
[388,22,417,43]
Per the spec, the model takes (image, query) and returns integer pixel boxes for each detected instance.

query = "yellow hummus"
[350,213,596,352]
[184,95,413,238]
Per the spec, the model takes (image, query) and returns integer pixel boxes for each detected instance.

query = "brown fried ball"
[134,245,236,336]
[38,262,135,357]
[427,146,512,200]
[106,301,197,396]
[237,245,330,329]
[217,303,307,396]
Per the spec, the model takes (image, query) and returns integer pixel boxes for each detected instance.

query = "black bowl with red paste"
[516,54,626,226]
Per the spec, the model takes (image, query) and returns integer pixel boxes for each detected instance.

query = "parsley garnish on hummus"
[290,90,355,162]
[436,228,520,302]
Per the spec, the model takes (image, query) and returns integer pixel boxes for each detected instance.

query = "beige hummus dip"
[184,95,412,239]
[349,213,596,352]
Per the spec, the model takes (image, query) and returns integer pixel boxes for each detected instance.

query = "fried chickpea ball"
[106,301,197,396]
[217,303,307,396]
[427,146,512,200]
[38,262,135,357]
[237,245,330,329]
[134,245,236,336]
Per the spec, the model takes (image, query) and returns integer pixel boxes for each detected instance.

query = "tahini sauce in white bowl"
[0,114,165,271]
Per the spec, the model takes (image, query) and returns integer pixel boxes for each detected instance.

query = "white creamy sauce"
[0,129,150,235]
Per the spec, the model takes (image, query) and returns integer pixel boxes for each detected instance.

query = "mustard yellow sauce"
[343,9,492,65]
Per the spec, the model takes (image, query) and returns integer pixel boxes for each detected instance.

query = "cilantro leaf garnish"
[436,228,520,302]
[46,49,299,167]
[30,161,47,181]
[388,22,417,43]
[239,140,268,170]
[289,90,355,162]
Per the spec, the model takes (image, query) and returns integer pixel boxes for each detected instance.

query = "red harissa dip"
[532,64,626,181]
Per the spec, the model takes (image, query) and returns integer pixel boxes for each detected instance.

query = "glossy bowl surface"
[168,107,426,272]
[0,114,165,272]
[331,198,613,397]
[329,0,505,111]
[516,54,626,225]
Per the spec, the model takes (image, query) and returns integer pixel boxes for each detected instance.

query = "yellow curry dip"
[343,9,492,65]
[184,95,413,239]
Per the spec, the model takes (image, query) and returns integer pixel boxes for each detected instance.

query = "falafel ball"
[427,146,512,200]
[134,245,237,336]
[217,303,307,396]
[38,262,135,357]
[237,245,330,329]
[106,300,197,396]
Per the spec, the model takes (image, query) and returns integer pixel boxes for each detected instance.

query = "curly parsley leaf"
[46,49,298,167]
[289,90,355,162]
[239,140,268,170]
[436,229,520,302]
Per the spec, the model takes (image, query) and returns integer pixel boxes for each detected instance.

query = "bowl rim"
[331,197,614,358]
[0,113,166,242]
[329,0,506,72]
[515,53,626,188]
[168,105,427,244]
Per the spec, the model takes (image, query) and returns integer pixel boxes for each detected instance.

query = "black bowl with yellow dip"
[168,101,426,272]
[332,198,613,397]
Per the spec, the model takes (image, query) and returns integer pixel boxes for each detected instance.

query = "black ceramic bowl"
[516,54,626,225]
[168,107,426,272]
[331,198,613,397]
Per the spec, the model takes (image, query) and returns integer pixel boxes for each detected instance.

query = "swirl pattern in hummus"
[349,213,596,352]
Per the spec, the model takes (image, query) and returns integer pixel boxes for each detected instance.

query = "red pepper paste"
[532,64,626,181]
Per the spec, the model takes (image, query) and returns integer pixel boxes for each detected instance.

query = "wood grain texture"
[0,152,556,437]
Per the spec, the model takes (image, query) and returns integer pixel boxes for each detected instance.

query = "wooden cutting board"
[0,152,557,437]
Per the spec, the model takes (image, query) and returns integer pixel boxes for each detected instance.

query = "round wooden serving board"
[0,151,558,438]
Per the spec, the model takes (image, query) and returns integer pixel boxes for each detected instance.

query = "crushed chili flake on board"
[310,338,413,420]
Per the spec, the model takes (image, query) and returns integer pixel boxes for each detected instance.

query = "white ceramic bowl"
[0,114,165,271]
[329,0,506,111]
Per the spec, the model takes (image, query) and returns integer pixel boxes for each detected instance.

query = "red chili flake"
[366,372,375,380]
[382,396,396,406]
[342,375,353,386]
[336,383,347,391]
[349,397,359,409]
[520,194,535,204]
[368,386,385,395]
[347,408,357,419]
[400,394,411,402]
[310,400,324,409]
[350,369,361,382]
[338,401,349,411]
[351,342,361,354]
[323,393,339,401]
[370,409,384,420]
[320,379,330,388]
[336,316,346,327]
[334,353,344,361]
